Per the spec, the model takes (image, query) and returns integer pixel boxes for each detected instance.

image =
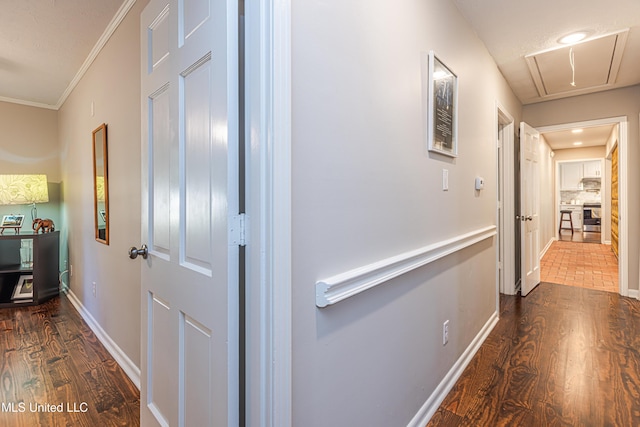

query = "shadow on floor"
[557,229,601,244]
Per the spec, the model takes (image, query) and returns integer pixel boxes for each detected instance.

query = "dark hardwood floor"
[0,293,140,426]
[427,282,640,426]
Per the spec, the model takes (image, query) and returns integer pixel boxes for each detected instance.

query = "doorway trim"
[244,1,293,426]
[537,116,629,297]
[496,101,516,296]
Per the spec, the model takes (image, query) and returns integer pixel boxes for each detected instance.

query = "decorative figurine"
[32,218,55,233]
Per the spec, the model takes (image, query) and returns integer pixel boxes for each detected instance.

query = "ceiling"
[541,124,615,151]
[453,0,640,106]
[0,0,126,109]
[1,0,639,117]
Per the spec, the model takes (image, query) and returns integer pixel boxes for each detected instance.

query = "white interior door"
[139,0,239,425]
[520,122,541,296]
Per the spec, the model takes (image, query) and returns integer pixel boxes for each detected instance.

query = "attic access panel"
[525,30,628,97]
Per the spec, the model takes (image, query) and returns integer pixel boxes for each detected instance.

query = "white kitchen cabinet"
[583,160,602,178]
[571,210,582,229]
[560,162,583,190]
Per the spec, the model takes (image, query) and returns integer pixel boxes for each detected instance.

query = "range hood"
[580,177,601,191]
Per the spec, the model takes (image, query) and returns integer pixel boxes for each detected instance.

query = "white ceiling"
[0,0,126,109]
[1,0,638,122]
[453,0,640,105]
[541,124,615,151]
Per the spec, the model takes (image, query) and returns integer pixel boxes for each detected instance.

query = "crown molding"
[54,0,138,110]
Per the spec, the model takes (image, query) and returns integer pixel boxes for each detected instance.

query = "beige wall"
[290,0,521,424]
[58,0,148,368]
[539,136,555,252]
[524,85,640,291]
[0,102,60,180]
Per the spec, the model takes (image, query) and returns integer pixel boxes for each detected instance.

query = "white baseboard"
[63,288,141,390]
[539,237,555,260]
[407,311,499,427]
[628,289,639,300]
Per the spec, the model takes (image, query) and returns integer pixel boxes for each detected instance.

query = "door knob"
[526,216,533,221]
[129,244,148,260]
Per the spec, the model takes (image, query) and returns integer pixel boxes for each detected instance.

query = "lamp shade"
[95,176,105,202]
[0,175,49,205]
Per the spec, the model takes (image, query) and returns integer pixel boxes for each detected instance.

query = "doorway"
[497,113,628,297]
[555,157,606,244]
[537,117,627,296]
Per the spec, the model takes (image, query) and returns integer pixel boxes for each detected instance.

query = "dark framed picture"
[427,51,458,157]
[12,275,33,300]
[1,214,25,227]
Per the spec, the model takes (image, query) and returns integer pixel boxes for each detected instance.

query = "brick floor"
[540,241,619,292]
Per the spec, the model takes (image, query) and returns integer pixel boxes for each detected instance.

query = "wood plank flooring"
[0,293,140,426]
[427,283,640,426]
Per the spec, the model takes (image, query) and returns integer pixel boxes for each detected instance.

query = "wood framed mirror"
[92,123,109,245]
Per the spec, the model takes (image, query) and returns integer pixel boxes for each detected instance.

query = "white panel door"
[139,0,239,425]
[520,122,541,296]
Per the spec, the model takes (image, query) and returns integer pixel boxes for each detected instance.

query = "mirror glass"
[93,123,109,245]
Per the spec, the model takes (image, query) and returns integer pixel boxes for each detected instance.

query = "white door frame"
[496,101,516,296]
[244,1,293,426]
[537,116,629,298]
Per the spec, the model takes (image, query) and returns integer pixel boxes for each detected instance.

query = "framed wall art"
[12,275,33,300]
[427,51,458,157]
[0,214,25,234]
[1,214,24,227]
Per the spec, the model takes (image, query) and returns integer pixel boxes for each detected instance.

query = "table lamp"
[0,175,49,222]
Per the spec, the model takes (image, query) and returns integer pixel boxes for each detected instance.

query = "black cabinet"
[0,231,59,307]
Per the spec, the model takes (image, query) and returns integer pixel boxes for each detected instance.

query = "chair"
[559,210,574,235]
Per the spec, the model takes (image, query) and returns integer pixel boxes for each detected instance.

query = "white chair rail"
[315,225,497,308]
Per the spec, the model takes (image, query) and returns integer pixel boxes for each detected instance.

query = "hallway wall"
[523,85,640,292]
[290,0,521,425]
[539,135,555,253]
[0,102,59,180]
[58,0,148,370]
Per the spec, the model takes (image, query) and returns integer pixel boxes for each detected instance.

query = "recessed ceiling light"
[571,129,583,134]
[558,31,589,44]
[573,141,583,146]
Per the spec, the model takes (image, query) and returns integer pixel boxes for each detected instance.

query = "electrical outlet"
[443,320,449,346]
[92,282,97,297]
